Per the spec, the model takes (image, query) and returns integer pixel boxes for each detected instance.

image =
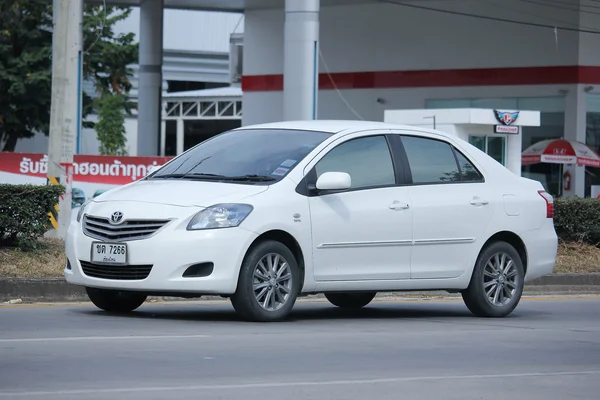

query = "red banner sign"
[0,152,173,185]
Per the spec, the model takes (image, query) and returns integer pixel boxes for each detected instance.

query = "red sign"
[0,152,173,185]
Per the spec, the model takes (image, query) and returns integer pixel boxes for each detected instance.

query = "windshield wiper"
[151,173,226,180]
[219,174,276,182]
[151,173,276,182]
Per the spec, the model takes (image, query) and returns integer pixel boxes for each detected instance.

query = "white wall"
[244,84,572,126]
[114,8,244,53]
[14,115,139,156]
[78,115,139,156]
[14,133,48,154]
[242,0,592,125]
[244,1,580,76]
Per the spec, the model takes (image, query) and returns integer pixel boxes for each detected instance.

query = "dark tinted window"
[150,129,331,182]
[315,135,395,189]
[455,150,484,182]
[401,136,460,183]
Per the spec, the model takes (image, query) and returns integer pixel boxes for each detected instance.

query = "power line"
[378,0,600,35]
[318,48,364,121]
[485,0,600,32]
[528,0,600,11]
[233,14,243,34]
[519,0,600,16]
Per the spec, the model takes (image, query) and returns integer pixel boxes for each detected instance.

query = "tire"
[462,241,525,318]
[231,240,300,322]
[325,292,377,309]
[85,287,147,313]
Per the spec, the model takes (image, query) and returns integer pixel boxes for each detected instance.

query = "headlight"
[76,200,91,222]
[187,203,253,231]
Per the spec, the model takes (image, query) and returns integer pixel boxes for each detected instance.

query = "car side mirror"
[315,172,352,191]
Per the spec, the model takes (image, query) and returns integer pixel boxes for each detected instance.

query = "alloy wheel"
[252,253,293,312]
[483,252,520,307]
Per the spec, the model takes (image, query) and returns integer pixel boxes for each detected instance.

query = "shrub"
[0,184,65,250]
[554,197,600,246]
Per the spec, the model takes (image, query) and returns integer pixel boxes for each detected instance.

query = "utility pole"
[47,0,83,239]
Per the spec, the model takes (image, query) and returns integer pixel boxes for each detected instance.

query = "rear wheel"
[325,292,377,309]
[85,287,147,313]
[231,240,300,322]
[462,241,525,318]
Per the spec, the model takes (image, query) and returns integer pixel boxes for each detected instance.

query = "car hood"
[92,179,270,208]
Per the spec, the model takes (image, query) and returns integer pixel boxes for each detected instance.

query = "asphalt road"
[1,296,600,400]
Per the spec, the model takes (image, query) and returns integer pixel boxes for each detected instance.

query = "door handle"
[470,198,489,206]
[389,201,410,210]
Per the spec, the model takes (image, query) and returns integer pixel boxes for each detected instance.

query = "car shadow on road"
[73,300,530,323]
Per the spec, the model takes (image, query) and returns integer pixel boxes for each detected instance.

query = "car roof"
[234,119,451,138]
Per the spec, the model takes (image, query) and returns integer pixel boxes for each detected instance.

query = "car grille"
[80,261,153,280]
[83,215,169,241]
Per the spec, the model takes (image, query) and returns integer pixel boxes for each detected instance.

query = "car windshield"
[149,128,332,183]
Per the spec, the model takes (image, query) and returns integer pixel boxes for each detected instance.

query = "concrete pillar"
[283,0,320,121]
[137,0,164,156]
[176,119,184,155]
[160,120,166,156]
[506,133,522,176]
[563,85,587,198]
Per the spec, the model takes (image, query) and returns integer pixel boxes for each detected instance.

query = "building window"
[469,136,506,165]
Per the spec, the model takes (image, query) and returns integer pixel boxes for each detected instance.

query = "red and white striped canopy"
[522,139,600,168]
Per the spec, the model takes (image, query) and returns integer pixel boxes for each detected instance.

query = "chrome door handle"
[470,198,489,206]
[389,202,410,210]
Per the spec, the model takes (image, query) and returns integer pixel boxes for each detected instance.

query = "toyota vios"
[64,120,558,322]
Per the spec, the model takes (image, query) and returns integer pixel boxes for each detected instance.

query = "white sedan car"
[65,120,558,322]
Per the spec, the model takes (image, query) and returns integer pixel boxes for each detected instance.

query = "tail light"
[538,190,554,218]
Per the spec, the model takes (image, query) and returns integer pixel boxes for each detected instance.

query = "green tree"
[0,0,53,152]
[0,1,138,152]
[82,5,138,125]
[95,92,128,156]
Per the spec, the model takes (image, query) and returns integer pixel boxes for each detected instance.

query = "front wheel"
[85,287,147,313]
[462,241,525,318]
[325,292,377,309]
[231,240,300,322]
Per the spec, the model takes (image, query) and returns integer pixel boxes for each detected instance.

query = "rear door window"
[400,136,483,184]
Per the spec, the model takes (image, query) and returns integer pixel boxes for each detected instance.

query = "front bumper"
[64,215,259,295]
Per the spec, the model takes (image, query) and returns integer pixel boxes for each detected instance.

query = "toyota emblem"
[110,211,124,225]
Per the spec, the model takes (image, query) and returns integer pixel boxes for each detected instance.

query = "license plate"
[91,242,127,265]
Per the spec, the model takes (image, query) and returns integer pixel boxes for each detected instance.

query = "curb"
[0,278,86,303]
[527,273,600,286]
[2,274,600,303]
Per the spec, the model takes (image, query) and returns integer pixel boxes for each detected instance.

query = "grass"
[0,238,66,278]
[0,238,599,279]
[554,240,600,274]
